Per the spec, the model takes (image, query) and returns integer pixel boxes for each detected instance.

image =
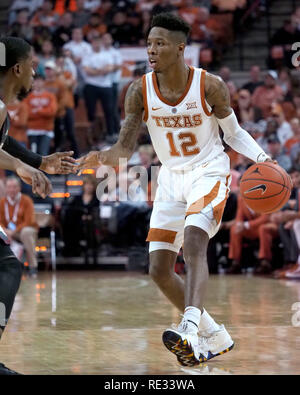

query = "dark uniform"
[0,114,42,334]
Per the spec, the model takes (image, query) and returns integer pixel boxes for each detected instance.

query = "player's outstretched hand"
[16,163,52,199]
[40,151,77,174]
[75,151,101,174]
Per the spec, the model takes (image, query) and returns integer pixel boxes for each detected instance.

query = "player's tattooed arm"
[204,73,232,119]
[76,78,144,170]
[114,78,144,158]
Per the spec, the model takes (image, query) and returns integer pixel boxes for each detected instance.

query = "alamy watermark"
[291,302,300,327]
[95,158,207,204]
[291,42,300,67]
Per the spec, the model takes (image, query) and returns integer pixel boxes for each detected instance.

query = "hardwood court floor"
[0,271,300,375]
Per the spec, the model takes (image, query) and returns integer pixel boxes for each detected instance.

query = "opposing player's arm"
[204,73,271,163]
[0,103,23,171]
[0,102,52,197]
[76,78,144,169]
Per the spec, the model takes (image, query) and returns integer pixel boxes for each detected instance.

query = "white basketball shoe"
[197,324,234,363]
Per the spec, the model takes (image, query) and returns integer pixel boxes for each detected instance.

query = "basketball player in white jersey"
[77,13,273,366]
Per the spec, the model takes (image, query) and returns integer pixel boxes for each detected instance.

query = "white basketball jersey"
[142,67,225,171]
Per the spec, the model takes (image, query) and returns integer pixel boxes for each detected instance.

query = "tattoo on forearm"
[118,79,144,154]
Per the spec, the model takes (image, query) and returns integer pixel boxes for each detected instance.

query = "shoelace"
[171,315,197,334]
[171,315,185,331]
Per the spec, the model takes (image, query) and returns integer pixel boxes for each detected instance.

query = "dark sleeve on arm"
[2,135,42,169]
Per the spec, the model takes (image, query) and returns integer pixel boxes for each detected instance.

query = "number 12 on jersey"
[166,132,200,157]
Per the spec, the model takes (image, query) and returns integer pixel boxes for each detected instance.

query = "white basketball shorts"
[146,152,231,253]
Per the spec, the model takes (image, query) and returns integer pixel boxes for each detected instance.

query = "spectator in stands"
[62,174,100,258]
[278,68,292,97]
[31,25,53,54]
[227,80,238,107]
[212,0,247,12]
[292,6,300,29]
[290,91,300,120]
[55,55,80,157]
[52,0,77,15]
[37,40,56,71]
[114,170,151,248]
[43,60,69,152]
[138,145,155,171]
[0,177,39,276]
[109,11,140,46]
[207,173,238,273]
[291,147,300,171]
[52,11,74,50]
[97,0,114,21]
[284,118,300,154]
[256,118,279,153]
[270,17,300,68]
[101,33,122,142]
[24,74,57,155]
[189,6,215,46]
[7,98,28,148]
[179,0,200,25]
[9,0,43,24]
[72,0,91,27]
[242,65,263,94]
[140,10,152,44]
[30,0,59,31]
[219,66,231,83]
[152,0,177,16]
[270,103,293,145]
[82,36,117,144]
[8,8,34,42]
[266,134,292,172]
[193,6,230,47]
[251,70,284,118]
[271,168,300,278]
[83,0,101,12]
[82,12,107,40]
[242,121,265,143]
[235,89,263,124]
[63,27,93,106]
[63,27,92,67]
[228,194,274,274]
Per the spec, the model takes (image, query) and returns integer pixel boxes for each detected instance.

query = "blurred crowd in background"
[1,0,300,279]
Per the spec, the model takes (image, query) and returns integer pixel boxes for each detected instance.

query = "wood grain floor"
[0,271,300,375]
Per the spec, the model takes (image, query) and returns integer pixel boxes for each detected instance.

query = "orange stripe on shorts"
[146,228,177,244]
[186,181,220,217]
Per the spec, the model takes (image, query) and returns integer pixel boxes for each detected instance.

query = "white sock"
[183,306,201,332]
[198,309,220,333]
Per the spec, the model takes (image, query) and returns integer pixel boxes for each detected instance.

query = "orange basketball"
[240,162,293,214]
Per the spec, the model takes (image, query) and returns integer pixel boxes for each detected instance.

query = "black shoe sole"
[162,330,200,367]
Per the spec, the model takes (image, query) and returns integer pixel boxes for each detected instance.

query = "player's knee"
[149,259,172,284]
[184,227,209,263]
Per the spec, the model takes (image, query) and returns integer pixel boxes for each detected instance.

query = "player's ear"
[178,42,185,56]
[11,63,22,78]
